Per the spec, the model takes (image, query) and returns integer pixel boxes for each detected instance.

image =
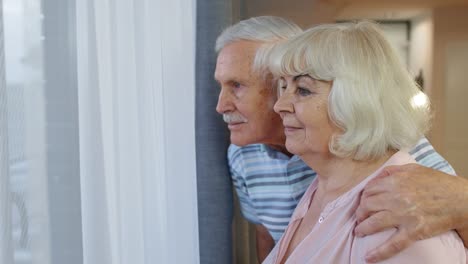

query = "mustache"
[223,113,247,124]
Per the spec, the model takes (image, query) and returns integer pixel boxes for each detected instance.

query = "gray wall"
[195,1,238,263]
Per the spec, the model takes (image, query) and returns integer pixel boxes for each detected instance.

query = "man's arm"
[354,164,468,263]
[255,224,275,263]
[228,145,276,262]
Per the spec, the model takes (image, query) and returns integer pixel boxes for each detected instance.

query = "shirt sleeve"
[228,144,262,225]
[351,228,466,264]
[410,137,456,175]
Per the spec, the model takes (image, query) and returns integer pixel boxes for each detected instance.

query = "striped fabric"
[409,137,456,175]
[228,137,455,243]
[228,144,316,242]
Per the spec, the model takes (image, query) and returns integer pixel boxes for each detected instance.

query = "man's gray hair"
[215,16,302,53]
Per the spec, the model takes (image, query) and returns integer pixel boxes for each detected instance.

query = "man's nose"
[216,88,235,114]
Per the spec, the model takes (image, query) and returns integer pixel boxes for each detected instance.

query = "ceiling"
[243,0,468,23]
[333,0,468,20]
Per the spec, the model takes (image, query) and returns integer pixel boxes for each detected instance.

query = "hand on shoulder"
[354,164,468,262]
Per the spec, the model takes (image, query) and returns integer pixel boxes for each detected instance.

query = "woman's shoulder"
[351,229,466,263]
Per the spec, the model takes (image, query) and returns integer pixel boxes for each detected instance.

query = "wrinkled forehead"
[215,43,276,88]
[214,42,259,79]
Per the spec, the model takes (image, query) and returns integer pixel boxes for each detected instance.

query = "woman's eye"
[278,85,287,95]
[297,87,312,96]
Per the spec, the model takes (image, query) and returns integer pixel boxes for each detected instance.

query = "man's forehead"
[215,52,255,80]
[217,41,261,63]
[217,48,253,66]
[213,67,250,84]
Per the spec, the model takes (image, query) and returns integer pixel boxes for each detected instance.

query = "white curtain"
[76,0,199,264]
[1,2,14,263]
[2,0,199,263]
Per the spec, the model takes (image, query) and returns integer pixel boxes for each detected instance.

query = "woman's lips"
[284,126,302,134]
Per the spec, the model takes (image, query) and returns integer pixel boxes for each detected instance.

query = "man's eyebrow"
[213,78,245,86]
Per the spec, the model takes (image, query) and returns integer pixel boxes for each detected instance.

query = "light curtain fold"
[0,1,14,263]
[76,0,198,263]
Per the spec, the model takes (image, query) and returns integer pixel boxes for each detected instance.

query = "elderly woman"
[261,21,466,263]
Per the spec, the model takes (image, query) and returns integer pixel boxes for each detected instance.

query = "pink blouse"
[263,151,466,264]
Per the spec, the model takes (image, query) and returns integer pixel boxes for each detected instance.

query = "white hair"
[215,16,302,52]
[215,16,302,79]
[268,21,430,160]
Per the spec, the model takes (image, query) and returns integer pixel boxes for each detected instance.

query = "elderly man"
[214,16,468,263]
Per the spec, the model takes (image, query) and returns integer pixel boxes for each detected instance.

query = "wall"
[409,14,433,95]
[431,5,468,176]
[242,0,335,27]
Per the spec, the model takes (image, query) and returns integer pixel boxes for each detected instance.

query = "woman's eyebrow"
[293,74,313,82]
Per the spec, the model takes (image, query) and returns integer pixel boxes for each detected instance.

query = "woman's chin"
[285,141,304,156]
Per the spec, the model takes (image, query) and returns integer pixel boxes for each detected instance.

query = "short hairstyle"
[215,16,302,80]
[267,21,431,160]
[215,16,302,53]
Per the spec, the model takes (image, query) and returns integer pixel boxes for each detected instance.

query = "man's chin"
[230,135,255,147]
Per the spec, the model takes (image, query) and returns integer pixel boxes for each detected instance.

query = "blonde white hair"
[267,21,430,160]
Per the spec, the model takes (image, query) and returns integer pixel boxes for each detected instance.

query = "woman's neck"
[267,144,293,157]
[301,151,396,206]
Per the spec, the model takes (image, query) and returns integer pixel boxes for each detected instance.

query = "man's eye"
[297,87,312,96]
[233,82,241,89]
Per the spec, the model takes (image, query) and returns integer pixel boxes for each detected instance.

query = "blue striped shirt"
[228,137,455,243]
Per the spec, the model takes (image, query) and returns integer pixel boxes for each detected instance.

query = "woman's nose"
[274,91,294,116]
